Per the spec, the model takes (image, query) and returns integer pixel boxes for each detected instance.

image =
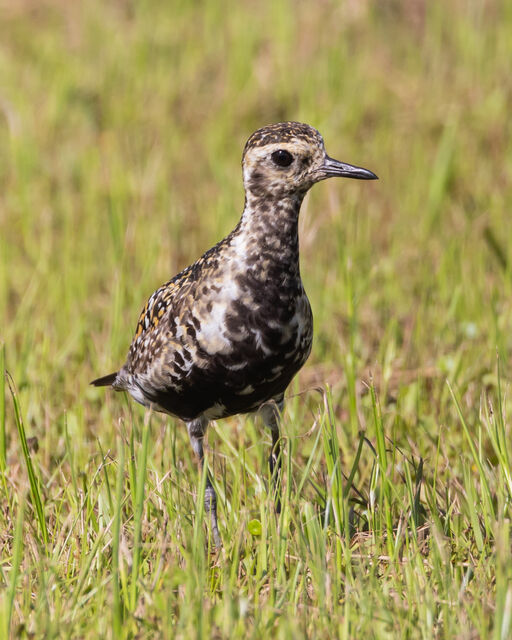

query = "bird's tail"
[90,372,118,387]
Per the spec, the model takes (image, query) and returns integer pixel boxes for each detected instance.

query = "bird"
[91,121,377,546]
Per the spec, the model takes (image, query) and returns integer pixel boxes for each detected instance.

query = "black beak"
[321,156,378,180]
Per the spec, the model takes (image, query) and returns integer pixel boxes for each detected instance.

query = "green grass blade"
[369,379,394,556]
[343,430,365,498]
[129,412,151,612]
[4,497,24,637]
[447,380,494,523]
[321,389,344,537]
[6,372,48,547]
[112,438,126,636]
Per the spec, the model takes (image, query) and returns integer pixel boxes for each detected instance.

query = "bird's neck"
[234,191,305,272]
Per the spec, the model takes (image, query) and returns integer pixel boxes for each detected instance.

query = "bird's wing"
[133,281,177,342]
[131,265,195,345]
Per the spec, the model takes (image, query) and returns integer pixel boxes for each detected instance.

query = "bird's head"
[242,122,378,200]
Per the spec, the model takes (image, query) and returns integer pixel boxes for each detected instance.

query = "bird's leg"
[186,417,221,547]
[260,398,284,513]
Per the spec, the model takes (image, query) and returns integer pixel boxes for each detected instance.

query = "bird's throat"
[237,192,304,276]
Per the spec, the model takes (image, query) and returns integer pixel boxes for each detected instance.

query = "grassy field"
[1,0,512,637]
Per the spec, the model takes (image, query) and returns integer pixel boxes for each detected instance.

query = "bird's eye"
[271,149,294,167]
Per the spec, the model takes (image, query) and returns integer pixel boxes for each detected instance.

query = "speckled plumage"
[92,122,377,546]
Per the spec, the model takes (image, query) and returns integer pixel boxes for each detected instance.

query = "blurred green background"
[1,1,512,637]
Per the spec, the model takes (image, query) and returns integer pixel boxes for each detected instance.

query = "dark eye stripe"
[271,149,294,167]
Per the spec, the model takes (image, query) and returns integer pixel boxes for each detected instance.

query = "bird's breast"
[191,266,312,361]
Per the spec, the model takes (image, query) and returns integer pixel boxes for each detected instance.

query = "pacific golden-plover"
[92,122,377,546]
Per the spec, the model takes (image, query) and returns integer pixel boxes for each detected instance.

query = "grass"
[1,0,512,637]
